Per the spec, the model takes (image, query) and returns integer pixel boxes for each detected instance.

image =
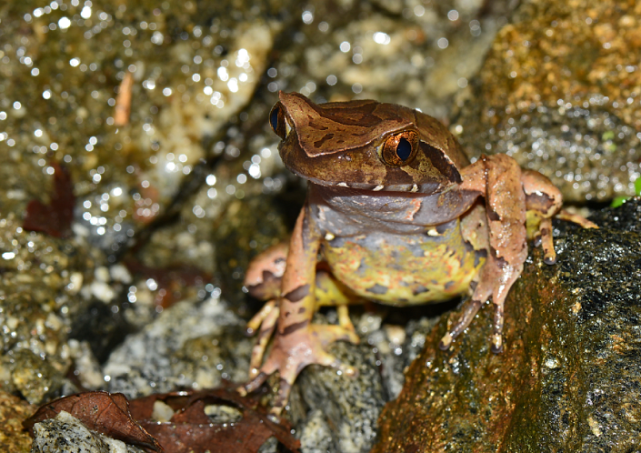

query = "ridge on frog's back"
[239,91,598,415]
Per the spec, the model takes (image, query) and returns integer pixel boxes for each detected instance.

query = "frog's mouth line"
[302,173,442,195]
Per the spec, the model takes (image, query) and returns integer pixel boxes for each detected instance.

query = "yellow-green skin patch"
[322,220,485,306]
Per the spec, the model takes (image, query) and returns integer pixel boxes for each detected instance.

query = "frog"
[239,91,597,415]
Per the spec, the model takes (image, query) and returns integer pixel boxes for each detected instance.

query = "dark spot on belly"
[413,285,428,295]
[283,284,310,302]
[445,281,455,290]
[366,283,388,295]
[281,319,309,336]
[474,248,487,267]
[298,307,306,314]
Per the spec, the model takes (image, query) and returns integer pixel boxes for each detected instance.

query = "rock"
[104,296,251,398]
[212,194,297,309]
[373,199,641,452]
[0,213,107,403]
[452,0,641,202]
[268,0,516,119]
[0,1,287,257]
[0,391,34,453]
[288,339,385,453]
[31,410,145,453]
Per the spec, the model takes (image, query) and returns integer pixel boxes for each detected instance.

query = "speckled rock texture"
[31,410,145,453]
[5,0,638,451]
[103,297,251,398]
[373,199,641,452]
[288,339,386,453]
[452,0,641,202]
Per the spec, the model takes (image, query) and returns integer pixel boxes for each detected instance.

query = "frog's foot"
[530,210,598,266]
[439,297,506,353]
[439,258,512,353]
[532,217,557,265]
[240,324,359,415]
[439,275,494,351]
[438,298,483,351]
[556,209,599,229]
[247,299,279,379]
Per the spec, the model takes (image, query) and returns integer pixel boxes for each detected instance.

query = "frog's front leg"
[241,204,359,415]
[441,154,528,353]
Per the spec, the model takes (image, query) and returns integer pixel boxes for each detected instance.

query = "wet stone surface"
[0,391,34,453]
[452,0,641,202]
[0,214,101,404]
[374,199,641,452]
[288,338,385,453]
[103,296,250,398]
[2,0,636,451]
[31,410,145,453]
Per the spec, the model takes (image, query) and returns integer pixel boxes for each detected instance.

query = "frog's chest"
[321,219,485,306]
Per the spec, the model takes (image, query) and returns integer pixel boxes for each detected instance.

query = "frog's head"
[269,91,469,194]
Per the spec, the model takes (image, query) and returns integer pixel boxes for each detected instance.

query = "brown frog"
[239,91,597,414]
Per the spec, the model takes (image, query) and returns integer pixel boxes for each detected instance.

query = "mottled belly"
[321,220,485,306]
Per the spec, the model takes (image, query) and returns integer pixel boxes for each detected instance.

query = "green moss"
[611,177,641,207]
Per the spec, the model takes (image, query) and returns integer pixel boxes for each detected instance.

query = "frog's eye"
[381,130,419,166]
[269,103,288,139]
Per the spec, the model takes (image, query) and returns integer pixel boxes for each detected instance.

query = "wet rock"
[212,194,297,309]
[0,391,34,453]
[268,0,516,119]
[297,410,335,453]
[0,0,288,259]
[0,213,105,403]
[31,410,145,453]
[68,299,133,364]
[104,296,251,398]
[287,315,386,453]
[452,0,641,202]
[0,291,69,405]
[373,200,641,452]
[7,349,63,405]
[67,340,106,390]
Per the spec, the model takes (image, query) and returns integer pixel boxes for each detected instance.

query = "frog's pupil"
[270,108,279,132]
[396,137,412,161]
